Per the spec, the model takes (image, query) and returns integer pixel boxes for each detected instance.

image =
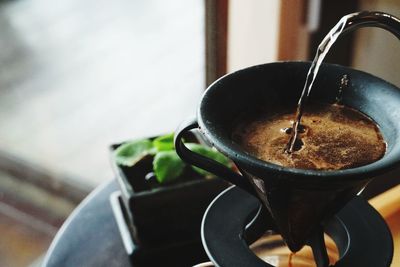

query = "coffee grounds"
[233,103,386,170]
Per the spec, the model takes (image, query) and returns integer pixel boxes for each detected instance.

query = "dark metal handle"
[174,118,256,196]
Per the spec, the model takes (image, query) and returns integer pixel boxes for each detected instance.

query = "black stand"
[202,186,393,267]
[309,225,330,267]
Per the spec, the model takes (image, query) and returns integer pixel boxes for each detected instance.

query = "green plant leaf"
[114,139,154,167]
[153,133,175,151]
[185,143,231,177]
[153,150,185,183]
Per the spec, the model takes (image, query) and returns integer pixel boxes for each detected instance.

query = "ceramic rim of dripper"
[197,62,400,184]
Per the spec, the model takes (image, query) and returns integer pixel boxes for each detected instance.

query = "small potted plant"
[110,132,230,262]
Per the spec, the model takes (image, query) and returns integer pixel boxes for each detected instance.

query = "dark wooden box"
[110,135,228,252]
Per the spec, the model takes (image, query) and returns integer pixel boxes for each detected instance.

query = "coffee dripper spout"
[342,11,400,38]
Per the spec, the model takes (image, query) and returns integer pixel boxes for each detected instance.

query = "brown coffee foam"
[233,103,386,170]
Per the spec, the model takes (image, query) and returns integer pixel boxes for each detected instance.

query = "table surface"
[43,180,131,267]
[43,179,400,267]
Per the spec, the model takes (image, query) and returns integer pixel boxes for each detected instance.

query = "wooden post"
[205,0,228,87]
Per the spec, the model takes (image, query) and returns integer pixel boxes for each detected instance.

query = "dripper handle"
[175,118,256,196]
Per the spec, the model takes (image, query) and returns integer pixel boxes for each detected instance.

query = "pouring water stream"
[286,11,400,154]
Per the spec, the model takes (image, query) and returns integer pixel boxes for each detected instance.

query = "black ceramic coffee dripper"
[175,11,400,265]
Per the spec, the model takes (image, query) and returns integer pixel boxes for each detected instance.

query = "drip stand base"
[201,186,393,267]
